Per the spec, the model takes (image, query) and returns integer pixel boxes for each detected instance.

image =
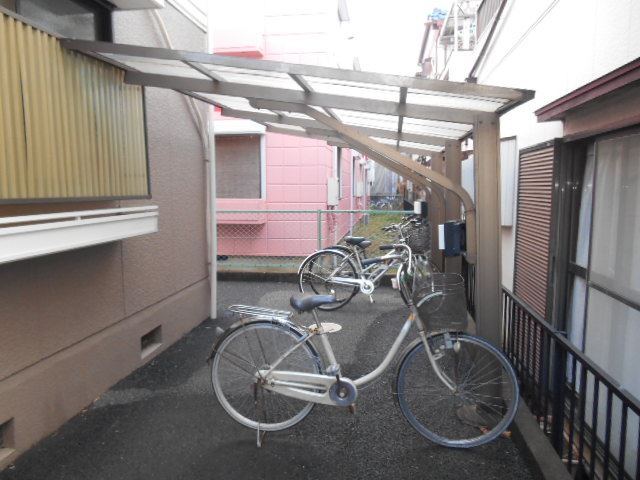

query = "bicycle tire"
[298,250,359,310]
[394,333,519,448]
[211,321,323,431]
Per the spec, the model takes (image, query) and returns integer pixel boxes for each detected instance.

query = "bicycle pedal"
[348,404,357,414]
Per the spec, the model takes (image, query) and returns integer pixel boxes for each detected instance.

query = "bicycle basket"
[402,222,431,254]
[411,265,467,332]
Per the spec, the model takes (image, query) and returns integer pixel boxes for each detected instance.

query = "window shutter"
[513,143,557,318]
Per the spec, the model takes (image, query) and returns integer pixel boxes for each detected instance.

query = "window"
[2,0,112,41]
[216,135,263,199]
[559,131,640,394]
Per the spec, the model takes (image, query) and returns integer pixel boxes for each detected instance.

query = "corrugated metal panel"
[0,12,148,202]
[513,144,555,318]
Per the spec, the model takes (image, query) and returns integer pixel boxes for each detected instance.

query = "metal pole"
[207,4,217,320]
[317,210,322,250]
[444,140,462,274]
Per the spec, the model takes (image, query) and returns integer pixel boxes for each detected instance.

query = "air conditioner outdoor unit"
[110,0,165,10]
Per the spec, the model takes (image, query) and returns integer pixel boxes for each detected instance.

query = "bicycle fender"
[296,248,350,277]
[206,317,312,363]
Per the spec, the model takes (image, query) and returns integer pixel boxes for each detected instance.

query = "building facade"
[213,0,368,258]
[0,0,210,468]
[420,1,640,476]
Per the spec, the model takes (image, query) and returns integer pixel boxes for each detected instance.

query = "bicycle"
[209,247,519,448]
[296,216,429,310]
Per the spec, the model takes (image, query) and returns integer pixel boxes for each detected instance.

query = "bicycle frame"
[259,297,455,407]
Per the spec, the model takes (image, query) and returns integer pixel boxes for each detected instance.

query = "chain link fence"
[216,209,407,274]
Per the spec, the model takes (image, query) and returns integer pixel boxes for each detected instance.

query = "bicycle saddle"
[290,294,337,312]
[344,236,367,246]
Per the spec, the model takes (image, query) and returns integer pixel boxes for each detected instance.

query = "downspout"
[466,0,508,82]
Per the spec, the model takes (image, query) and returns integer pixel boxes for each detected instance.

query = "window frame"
[214,121,266,201]
[1,0,113,42]
[551,126,640,351]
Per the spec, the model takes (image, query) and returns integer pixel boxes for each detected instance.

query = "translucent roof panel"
[202,64,304,91]
[198,94,263,113]
[304,76,400,102]
[333,110,399,131]
[402,117,472,138]
[406,89,508,111]
[373,137,444,152]
[101,54,209,80]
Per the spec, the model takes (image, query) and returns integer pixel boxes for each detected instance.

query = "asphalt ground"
[1,280,536,480]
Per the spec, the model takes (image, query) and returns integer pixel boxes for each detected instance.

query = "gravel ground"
[1,280,536,480]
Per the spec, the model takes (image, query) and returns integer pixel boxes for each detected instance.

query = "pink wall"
[215,1,368,256]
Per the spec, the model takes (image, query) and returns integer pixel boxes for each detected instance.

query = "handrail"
[0,205,158,226]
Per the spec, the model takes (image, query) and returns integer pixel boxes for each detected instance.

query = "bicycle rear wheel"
[298,250,359,310]
[211,322,322,431]
[394,333,518,448]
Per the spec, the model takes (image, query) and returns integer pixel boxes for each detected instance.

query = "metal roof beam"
[62,39,532,102]
[248,99,454,144]
[397,87,407,148]
[124,71,481,124]
[301,105,477,263]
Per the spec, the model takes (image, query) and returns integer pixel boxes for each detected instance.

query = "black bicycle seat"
[344,236,367,245]
[290,294,337,312]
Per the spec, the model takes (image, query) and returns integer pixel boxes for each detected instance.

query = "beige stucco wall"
[0,5,209,469]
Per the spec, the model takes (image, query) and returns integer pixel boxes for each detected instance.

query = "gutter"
[466,0,508,83]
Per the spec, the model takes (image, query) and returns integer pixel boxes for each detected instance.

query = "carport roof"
[62,39,534,156]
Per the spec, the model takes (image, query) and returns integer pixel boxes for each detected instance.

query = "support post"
[430,154,446,272]
[473,114,502,345]
[444,140,463,274]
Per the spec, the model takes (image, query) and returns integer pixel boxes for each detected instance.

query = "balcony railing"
[477,0,501,39]
[502,289,640,480]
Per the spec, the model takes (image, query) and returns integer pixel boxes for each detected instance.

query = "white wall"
[467,0,640,288]
[475,0,640,148]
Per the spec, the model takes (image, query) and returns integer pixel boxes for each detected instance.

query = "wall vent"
[140,326,163,359]
[0,418,15,463]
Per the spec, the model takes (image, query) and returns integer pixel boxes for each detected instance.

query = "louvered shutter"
[513,143,556,318]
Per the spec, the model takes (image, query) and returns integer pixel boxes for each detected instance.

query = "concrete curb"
[511,399,572,480]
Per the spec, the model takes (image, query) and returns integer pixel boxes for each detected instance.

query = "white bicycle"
[209,248,519,448]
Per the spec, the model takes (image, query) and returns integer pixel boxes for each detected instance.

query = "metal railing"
[216,209,408,274]
[502,288,640,480]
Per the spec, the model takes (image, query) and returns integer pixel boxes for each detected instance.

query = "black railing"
[502,288,640,480]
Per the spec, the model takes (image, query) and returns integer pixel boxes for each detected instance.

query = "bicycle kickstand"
[256,423,266,448]
[368,294,374,304]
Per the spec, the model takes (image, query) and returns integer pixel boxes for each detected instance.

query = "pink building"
[213,0,368,257]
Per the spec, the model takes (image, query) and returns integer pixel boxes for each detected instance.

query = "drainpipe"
[466,0,508,83]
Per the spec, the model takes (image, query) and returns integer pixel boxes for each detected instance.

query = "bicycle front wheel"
[211,322,322,431]
[395,333,518,448]
[298,250,359,310]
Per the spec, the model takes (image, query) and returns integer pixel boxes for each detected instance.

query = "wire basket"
[411,263,467,332]
[402,222,431,254]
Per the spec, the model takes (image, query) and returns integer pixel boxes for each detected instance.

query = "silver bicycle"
[296,216,427,310]
[210,248,519,448]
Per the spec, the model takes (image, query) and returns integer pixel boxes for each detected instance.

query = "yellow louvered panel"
[0,12,148,201]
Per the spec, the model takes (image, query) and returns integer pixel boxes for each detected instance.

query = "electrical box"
[438,221,466,257]
[327,177,339,206]
[355,181,364,197]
